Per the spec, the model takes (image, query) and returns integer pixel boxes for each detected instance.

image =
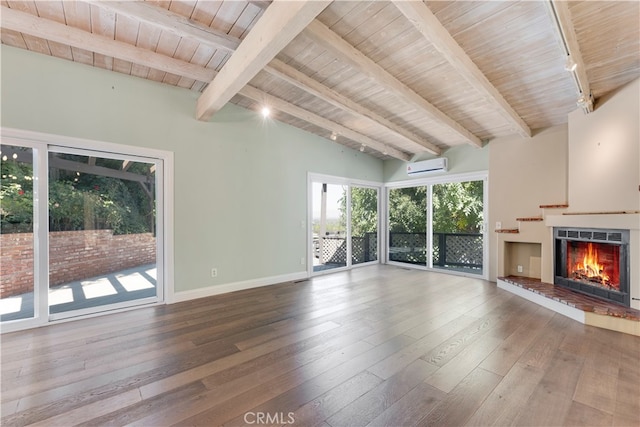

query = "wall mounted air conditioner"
[406,157,448,175]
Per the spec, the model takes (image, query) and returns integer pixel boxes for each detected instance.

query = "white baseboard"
[497,278,585,324]
[168,271,309,304]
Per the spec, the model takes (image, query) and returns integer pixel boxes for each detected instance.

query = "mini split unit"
[406,157,448,175]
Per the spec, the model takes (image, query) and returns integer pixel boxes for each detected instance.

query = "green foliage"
[0,183,34,232]
[339,181,483,236]
[1,153,154,235]
[388,187,427,233]
[346,187,378,237]
[0,158,34,233]
[432,181,483,233]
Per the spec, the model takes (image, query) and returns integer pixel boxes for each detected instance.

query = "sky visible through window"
[312,182,344,220]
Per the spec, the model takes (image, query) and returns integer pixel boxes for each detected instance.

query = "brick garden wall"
[0,232,34,298]
[0,230,156,298]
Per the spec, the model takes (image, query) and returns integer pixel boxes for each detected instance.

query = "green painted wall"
[1,45,383,291]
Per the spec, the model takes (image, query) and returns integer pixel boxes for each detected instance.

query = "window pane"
[48,152,158,315]
[312,183,347,272]
[1,145,35,321]
[388,186,427,266]
[351,187,378,265]
[432,181,484,275]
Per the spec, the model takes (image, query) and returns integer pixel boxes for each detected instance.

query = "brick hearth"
[498,276,640,336]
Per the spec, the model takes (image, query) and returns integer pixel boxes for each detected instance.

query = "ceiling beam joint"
[196,0,331,121]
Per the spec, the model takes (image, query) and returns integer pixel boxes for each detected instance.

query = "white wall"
[0,45,384,294]
[489,77,640,283]
[488,125,569,282]
[568,78,640,212]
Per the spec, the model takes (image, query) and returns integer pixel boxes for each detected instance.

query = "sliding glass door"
[310,176,380,274]
[432,181,484,275]
[351,186,378,265]
[47,149,162,318]
[388,186,427,266]
[387,175,487,277]
[0,145,36,322]
[312,182,347,273]
[0,131,168,331]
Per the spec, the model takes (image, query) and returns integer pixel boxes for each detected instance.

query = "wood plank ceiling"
[2,1,639,161]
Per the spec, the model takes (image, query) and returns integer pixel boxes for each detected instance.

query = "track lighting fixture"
[564,56,577,72]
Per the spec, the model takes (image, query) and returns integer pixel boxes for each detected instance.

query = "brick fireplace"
[496,212,640,335]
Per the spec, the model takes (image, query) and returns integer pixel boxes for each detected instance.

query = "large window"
[312,182,348,273]
[387,174,487,278]
[351,186,378,265]
[388,186,427,266]
[0,129,171,332]
[309,175,380,274]
[0,145,36,321]
[432,181,484,275]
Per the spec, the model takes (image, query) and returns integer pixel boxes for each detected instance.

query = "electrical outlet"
[517,265,523,273]
[300,257,306,265]
[496,221,502,230]
[211,268,218,278]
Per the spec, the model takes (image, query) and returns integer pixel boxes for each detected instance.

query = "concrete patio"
[0,264,157,322]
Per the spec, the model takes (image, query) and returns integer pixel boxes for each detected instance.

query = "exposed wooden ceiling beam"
[0,5,216,82]
[248,1,272,10]
[1,7,400,160]
[393,0,531,138]
[83,0,240,53]
[196,0,331,121]
[86,0,424,155]
[546,0,593,113]
[303,20,483,148]
[263,59,442,155]
[238,86,411,161]
[122,159,133,171]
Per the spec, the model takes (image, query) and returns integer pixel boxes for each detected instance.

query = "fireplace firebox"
[554,227,630,306]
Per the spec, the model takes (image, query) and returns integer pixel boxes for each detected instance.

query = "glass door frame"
[1,128,174,333]
[384,171,489,280]
[307,173,382,276]
[47,145,165,321]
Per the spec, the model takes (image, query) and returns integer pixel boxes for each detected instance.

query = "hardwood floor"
[1,265,639,426]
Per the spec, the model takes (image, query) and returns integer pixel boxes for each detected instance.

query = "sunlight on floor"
[49,287,74,305]
[118,272,155,291]
[82,277,118,299]
[0,296,22,315]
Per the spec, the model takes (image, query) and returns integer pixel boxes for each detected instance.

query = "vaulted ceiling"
[2,1,639,161]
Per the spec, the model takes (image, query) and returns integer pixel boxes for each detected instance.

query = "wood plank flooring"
[1,265,639,426]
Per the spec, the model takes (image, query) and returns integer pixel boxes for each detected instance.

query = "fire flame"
[573,242,609,285]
